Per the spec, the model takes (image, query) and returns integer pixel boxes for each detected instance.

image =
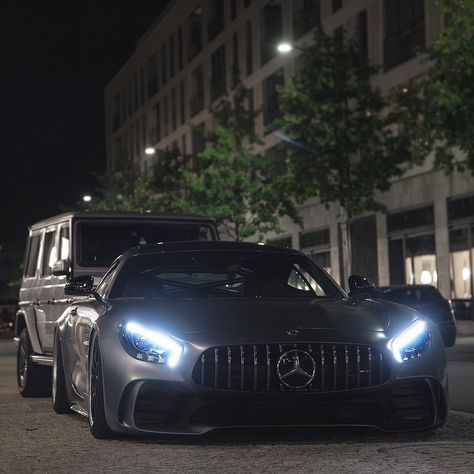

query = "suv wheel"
[17,328,51,397]
[52,331,71,413]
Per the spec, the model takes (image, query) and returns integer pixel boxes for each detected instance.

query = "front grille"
[192,343,390,392]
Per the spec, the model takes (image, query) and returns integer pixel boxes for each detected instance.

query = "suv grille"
[192,343,390,392]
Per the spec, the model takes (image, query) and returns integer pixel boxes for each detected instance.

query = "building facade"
[104,0,474,298]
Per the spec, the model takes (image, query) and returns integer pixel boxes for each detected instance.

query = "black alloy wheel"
[16,328,51,397]
[88,332,114,439]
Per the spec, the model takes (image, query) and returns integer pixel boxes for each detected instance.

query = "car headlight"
[388,320,430,363]
[119,322,183,367]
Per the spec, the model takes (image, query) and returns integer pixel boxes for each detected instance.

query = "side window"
[59,225,70,261]
[25,234,41,278]
[288,264,326,296]
[96,258,121,297]
[41,230,57,277]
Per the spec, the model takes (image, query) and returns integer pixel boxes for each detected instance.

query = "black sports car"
[51,241,448,438]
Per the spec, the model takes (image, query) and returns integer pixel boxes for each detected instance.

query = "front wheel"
[88,332,114,439]
[17,328,51,397]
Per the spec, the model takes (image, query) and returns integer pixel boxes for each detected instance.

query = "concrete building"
[104,0,474,299]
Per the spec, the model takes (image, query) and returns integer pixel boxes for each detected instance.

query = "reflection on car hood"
[108,297,395,334]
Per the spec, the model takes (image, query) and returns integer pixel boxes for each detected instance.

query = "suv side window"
[25,234,41,278]
[59,225,70,262]
[41,229,57,277]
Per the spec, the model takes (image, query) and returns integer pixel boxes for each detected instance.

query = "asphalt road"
[1,334,474,474]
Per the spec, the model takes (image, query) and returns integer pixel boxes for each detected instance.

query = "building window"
[147,53,159,98]
[244,0,251,7]
[133,75,139,112]
[154,102,161,143]
[211,45,226,101]
[178,26,184,70]
[180,80,186,125]
[142,114,147,148]
[231,32,240,86]
[139,66,145,106]
[128,81,133,116]
[449,227,474,299]
[169,36,175,79]
[262,68,284,127]
[265,142,287,178]
[171,88,177,131]
[261,0,283,65]
[190,65,205,116]
[230,0,238,19]
[293,0,320,40]
[384,0,425,70]
[161,43,167,85]
[269,236,292,248]
[300,228,331,275]
[387,206,434,233]
[245,21,253,76]
[113,95,121,130]
[208,0,225,42]
[189,5,203,60]
[357,10,369,59]
[192,124,206,169]
[332,0,342,12]
[163,95,169,136]
[448,195,474,221]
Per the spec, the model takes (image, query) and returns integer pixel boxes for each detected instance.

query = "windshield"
[78,221,215,267]
[110,251,342,299]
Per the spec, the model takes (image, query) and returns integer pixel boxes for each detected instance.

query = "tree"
[178,83,300,241]
[277,27,419,275]
[414,0,474,174]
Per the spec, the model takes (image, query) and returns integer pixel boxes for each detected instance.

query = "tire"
[88,332,115,439]
[52,331,71,414]
[17,328,51,397]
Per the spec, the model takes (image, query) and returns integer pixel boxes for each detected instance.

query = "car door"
[37,225,58,352]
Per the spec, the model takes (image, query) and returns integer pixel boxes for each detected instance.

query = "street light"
[82,195,92,203]
[145,147,156,155]
[277,42,304,54]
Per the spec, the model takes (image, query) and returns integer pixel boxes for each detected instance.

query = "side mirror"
[64,276,95,297]
[348,275,376,298]
[51,260,71,277]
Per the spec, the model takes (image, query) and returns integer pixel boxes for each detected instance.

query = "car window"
[112,251,342,299]
[24,234,41,278]
[41,230,57,277]
[379,286,443,305]
[96,258,121,297]
[59,225,70,261]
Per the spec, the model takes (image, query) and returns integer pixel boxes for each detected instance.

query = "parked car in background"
[375,285,456,347]
[0,298,17,331]
[451,298,473,321]
[14,211,219,397]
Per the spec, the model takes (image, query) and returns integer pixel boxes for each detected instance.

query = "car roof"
[30,211,216,231]
[124,240,303,257]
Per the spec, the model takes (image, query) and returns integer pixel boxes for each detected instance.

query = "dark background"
[0,1,170,244]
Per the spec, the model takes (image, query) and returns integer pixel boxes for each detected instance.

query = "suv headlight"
[119,322,183,367]
[388,320,430,363]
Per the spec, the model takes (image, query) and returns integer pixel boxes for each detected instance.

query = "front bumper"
[95,324,448,435]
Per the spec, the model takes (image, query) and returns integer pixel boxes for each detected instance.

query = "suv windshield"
[78,222,215,267]
[111,251,342,299]
[378,286,444,306]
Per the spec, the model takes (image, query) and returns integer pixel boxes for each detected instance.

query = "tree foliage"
[415,0,474,173]
[277,27,419,219]
[177,83,300,241]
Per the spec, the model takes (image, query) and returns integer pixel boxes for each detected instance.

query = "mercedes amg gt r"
[52,241,448,438]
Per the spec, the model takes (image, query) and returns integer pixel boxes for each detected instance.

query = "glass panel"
[25,235,41,278]
[404,234,436,286]
[307,250,331,276]
[388,238,405,284]
[300,229,330,249]
[261,0,283,65]
[448,195,474,222]
[387,206,434,233]
[449,228,472,298]
[41,231,57,277]
[59,226,70,261]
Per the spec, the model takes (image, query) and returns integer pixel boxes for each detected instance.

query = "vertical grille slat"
[193,343,389,393]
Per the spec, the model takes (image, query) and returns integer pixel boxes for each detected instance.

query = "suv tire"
[17,328,51,397]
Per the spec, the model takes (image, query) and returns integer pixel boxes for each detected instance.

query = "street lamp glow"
[145,147,156,155]
[277,42,293,54]
[83,195,92,203]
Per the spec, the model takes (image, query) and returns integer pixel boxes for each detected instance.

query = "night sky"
[1,1,170,245]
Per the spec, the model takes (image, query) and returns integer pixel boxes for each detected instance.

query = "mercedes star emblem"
[277,350,316,389]
[286,329,299,336]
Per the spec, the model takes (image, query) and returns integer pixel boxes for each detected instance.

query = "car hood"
[105,297,401,335]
